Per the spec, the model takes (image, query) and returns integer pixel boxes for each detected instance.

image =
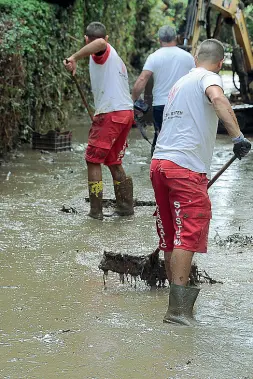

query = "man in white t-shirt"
[64,22,134,220]
[150,39,251,326]
[132,25,195,154]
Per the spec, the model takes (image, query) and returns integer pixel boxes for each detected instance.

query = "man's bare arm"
[206,85,241,138]
[132,70,153,102]
[64,38,107,75]
[72,38,107,61]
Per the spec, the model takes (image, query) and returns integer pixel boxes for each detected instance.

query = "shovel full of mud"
[98,249,222,288]
[98,156,237,288]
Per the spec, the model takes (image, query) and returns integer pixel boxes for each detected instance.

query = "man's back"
[143,47,195,106]
[154,67,223,177]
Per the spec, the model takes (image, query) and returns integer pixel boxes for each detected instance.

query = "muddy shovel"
[99,155,238,286]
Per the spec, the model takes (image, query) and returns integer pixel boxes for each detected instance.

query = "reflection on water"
[0,120,253,378]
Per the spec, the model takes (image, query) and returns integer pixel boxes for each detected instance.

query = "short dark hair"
[197,39,224,63]
[86,22,106,39]
[158,25,176,43]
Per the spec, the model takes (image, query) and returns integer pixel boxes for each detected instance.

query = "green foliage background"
[0,0,166,155]
[0,0,252,156]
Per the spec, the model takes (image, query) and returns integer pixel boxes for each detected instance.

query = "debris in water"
[61,329,71,333]
[60,205,78,214]
[85,197,156,208]
[40,150,50,154]
[6,171,11,181]
[98,250,222,288]
[214,232,253,247]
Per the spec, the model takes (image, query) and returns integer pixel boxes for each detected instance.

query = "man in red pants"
[150,39,251,325]
[64,22,134,220]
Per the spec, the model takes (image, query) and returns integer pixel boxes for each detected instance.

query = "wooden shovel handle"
[207,155,237,189]
[65,59,94,121]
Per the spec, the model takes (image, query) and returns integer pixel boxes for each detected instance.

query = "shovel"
[64,59,94,121]
[99,154,238,286]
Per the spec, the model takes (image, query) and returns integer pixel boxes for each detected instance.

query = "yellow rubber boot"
[113,177,134,216]
[88,181,103,220]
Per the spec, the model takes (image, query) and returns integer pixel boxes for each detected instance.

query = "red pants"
[150,159,212,253]
[85,110,134,166]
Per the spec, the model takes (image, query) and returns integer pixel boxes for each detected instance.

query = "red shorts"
[150,159,212,253]
[85,110,134,166]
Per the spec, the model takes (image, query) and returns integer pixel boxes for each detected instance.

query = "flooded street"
[1,114,253,379]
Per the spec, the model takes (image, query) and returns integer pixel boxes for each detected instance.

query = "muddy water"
[1,115,253,379]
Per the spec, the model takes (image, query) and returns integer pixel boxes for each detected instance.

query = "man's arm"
[206,85,241,138]
[132,70,153,102]
[64,38,107,75]
[206,85,251,159]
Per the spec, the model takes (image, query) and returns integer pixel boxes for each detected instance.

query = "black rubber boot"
[163,283,200,326]
[88,181,103,220]
[113,177,134,216]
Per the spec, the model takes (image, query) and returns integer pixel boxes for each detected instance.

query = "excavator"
[177,0,253,132]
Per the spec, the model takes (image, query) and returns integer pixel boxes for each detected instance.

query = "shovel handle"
[207,154,237,189]
[65,59,94,121]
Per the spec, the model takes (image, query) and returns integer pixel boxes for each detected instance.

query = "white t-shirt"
[143,46,195,106]
[89,44,133,115]
[153,67,223,178]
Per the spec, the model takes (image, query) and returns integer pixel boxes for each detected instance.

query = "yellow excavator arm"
[182,0,253,104]
[211,0,253,71]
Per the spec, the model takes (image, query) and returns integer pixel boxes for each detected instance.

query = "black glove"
[233,137,251,160]
[134,99,149,114]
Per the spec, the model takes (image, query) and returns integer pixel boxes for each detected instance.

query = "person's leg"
[170,248,194,286]
[164,251,172,283]
[85,113,112,220]
[86,161,103,220]
[150,159,174,284]
[105,110,134,216]
[152,105,165,156]
[162,165,211,325]
[164,248,199,327]
[87,162,102,182]
[108,164,134,216]
[108,164,126,182]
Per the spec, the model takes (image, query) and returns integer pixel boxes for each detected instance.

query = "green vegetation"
[245,4,253,38]
[0,0,85,154]
[0,0,252,156]
[0,0,166,156]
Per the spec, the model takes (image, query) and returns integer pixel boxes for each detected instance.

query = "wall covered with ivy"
[0,0,167,156]
[3,0,252,156]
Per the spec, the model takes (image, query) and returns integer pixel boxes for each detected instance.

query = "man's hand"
[63,57,77,76]
[132,70,152,102]
[233,134,251,160]
[134,99,149,120]
[134,99,149,113]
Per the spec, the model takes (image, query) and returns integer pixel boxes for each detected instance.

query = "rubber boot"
[113,177,134,216]
[88,181,103,220]
[163,283,200,326]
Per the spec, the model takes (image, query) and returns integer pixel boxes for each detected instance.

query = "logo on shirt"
[119,62,128,80]
[164,110,183,121]
[167,85,180,105]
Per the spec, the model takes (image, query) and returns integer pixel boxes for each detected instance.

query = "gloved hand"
[232,134,251,160]
[134,99,149,114]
